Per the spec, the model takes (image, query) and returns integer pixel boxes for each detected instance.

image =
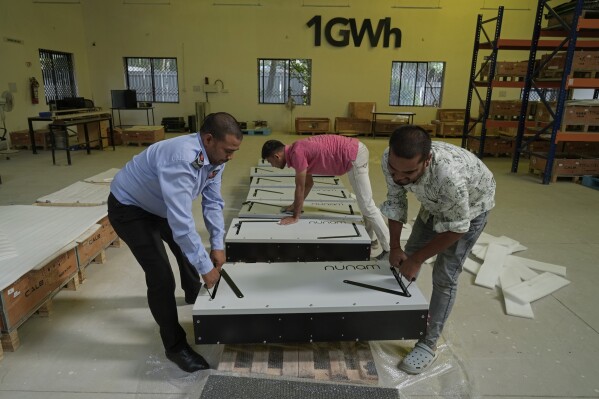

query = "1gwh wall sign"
[307,16,401,48]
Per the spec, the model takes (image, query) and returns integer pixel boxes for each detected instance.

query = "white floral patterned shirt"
[380,141,496,234]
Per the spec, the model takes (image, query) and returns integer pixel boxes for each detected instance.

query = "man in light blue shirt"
[108,112,242,373]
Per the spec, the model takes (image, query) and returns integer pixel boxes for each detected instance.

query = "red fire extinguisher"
[29,77,40,104]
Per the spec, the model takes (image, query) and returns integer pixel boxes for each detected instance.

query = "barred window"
[390,61,445,107]
[258,59,311,105]
[39,49,78,104]
[125,57,179,103]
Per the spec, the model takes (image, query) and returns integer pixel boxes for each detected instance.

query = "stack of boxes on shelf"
[466,3,599,182]
[191,158,428,356]
[0,169,121,358]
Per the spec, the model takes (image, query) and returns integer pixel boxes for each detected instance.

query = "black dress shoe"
[165,345,210,372]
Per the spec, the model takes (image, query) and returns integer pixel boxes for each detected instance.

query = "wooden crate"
[0,248,79,350]
[295,118,330,135]
[529,153,584,182]
[121,125,165,146]
[467,135,514,157]
[486,100,537,121]
[374,119,407,135]
[348,102,375,120]
[539,51,599,79]
[481,61,529,82]
[561,102,599,132]
[334,117,371,135]
[431,109,466,138]
[77,216,120,283]
[9,129,51,150]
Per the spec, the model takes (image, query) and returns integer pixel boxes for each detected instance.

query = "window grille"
[39,49,78,104]
[258,59,312,105]
[125,57,179,103]
[389,61,445,107]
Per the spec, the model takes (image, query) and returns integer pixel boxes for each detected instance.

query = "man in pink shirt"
[261,135,390,257]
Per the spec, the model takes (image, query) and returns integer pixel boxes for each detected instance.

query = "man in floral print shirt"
[380,125,495,374]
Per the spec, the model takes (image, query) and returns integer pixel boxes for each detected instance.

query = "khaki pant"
[346,142,390,252]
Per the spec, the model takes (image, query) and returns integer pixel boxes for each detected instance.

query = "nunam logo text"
[324,263,381,271]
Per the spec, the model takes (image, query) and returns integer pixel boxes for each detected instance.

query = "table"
[371,111,416,138]
[27,116,53,154]
[111,107,155,128]
[48,115,115,165]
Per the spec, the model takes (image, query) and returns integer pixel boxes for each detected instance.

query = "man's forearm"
[293,186,305,218]
[388,219,404,249]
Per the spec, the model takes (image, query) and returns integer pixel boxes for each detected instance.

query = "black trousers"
[107,193,201,352]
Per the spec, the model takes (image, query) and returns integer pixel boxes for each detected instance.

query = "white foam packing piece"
[0,205,108,291]
[502,272,570,305]
[463,257,482,275]
[474,243,509,289]
[83,168,120,184]
[504,255,567,277]
[499,265,534,319]
[36,181,111,205]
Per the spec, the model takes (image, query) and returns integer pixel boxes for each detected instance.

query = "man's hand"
[279,216,299,225]
[389,247,408,268]
[201,267,220,289]
[281,204,294,213]
[397,257,422,282]
[210,249,226,269]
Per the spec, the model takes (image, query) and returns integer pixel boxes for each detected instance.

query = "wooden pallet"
[218,342,378,384]
[528,167,581,183]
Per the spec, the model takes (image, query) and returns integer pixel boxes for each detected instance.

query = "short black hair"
[389,125,431,161]
[200,112,243,141]
[261,140,285,160]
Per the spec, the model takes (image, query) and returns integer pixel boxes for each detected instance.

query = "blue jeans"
[405,210,489,349]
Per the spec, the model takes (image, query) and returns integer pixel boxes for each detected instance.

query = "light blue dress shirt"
[110,133,225,275]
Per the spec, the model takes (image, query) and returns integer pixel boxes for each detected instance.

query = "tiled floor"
[0,132,598,398]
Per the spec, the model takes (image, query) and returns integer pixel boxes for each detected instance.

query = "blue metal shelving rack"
[511,0,585,184]
[462,7,504,158]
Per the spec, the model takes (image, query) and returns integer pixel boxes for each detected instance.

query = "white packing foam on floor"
[468,232,568,319]
[83,168,120,184]
[474,243,509,289]
[502,272,571,304]
[499,265,534,319]
[0,205,108,291]
[504,255,567,277]
[36,181,111,206]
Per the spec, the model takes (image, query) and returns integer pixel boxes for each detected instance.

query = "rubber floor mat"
[199,374,399,399]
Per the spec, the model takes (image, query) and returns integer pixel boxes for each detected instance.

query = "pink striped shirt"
[285,135,359,175]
